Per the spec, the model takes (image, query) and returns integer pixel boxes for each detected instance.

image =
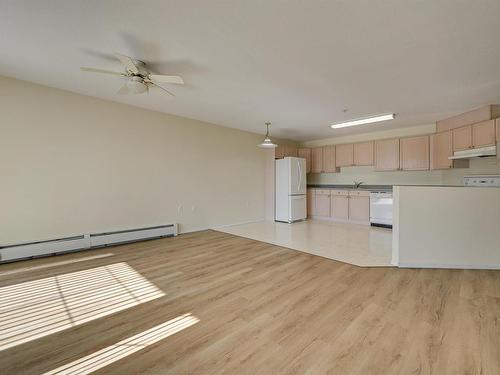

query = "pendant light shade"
[258,122,277,148]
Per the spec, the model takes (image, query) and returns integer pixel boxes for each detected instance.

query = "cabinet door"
[375,139,400,171]
[330,194,349,220]
[496,119,500,142]
[400,135,429,171]
[453,126,472,151]
[430,131,453,170]
[298,148,311,173]
[472,120,496,148]
[353,141,374,166]
[314,193,331,217]
[348,195,370,222]
[307,189,314,216]
[322,146,337,173]
[275,145,285,159]
[311,147,323,173]
[285,146,298,157]
[335,144,354,167]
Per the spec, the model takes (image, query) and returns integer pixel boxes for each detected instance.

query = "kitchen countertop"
[307,184,392,191]
[393,184,464,187]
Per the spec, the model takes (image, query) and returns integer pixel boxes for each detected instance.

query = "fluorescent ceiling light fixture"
[330,113,395,129]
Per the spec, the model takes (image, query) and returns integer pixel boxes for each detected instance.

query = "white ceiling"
[2,1,500,141]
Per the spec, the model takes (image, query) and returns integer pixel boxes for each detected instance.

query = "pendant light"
[258,122,277,148]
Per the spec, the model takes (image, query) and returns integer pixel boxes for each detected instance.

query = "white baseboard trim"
[178,227,211,234]
[309,216,370,226]
[212,219,264,230]
[398,262,500,270]
[154,219,265,236]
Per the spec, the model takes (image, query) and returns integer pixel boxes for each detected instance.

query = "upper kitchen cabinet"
[311,147,323,173]
[335,144,354,167]
[453,120,496,151]
[298,148,311,173]
[353,141,374,166]
[472,120,496,148]
[284,145,298,157]
[431,130,469,170]
[453,126,473,151]
[436,105,500,132]
[322,146,337,173]
[400,135,429,171]
[430,131,453,170]
[375,138,399,171]
[275,145,298,159]
[275,145,285,159]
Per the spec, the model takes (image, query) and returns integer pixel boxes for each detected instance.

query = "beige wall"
[0,75,268,244]
[393,186,500,269]
[302,124,500,186]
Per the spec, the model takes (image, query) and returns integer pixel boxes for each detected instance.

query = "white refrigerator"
[275,157,307,223]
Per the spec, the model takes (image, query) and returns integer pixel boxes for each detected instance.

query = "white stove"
[463,175,500,187]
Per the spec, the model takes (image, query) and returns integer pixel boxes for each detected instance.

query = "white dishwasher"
[369,191,393,228]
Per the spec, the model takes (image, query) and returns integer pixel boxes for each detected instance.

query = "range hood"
[448,145,497,160]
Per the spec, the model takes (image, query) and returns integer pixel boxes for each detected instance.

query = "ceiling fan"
[80,53,184,96]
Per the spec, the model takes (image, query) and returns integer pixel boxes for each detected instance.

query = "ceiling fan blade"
[149,74,184,84]
[116,83,130,95]
[114,53,139,74]
[150,82,175,97]
[80,67,125,76]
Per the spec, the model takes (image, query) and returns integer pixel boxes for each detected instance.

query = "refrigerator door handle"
[297,160,302,193]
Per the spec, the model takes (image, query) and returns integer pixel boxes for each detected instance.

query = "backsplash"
[307,157,500,186]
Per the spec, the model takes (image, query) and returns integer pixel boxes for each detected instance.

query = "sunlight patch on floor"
[0,262,164,351]
[43,313,199,375]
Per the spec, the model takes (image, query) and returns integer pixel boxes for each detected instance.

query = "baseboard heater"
[0,223,178,263]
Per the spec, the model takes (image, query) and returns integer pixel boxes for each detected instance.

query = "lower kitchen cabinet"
[348,194,370,222]
[307,189,314,216]
[330,191,349,220]
[314,190,331,217]
[310,189,370,224]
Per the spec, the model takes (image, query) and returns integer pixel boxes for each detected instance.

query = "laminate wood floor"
[0,230,499,374]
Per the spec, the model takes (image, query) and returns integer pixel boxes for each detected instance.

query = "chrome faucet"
[353,181,364,189]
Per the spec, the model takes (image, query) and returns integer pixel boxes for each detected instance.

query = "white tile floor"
[216,219,393,267]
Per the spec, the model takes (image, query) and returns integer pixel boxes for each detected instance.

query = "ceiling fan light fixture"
[258,122,278,148]
[127,76,148,94]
